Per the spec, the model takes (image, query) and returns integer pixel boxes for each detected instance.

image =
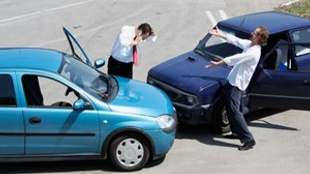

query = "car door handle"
[304,79,310,84]
[29,117,42,124]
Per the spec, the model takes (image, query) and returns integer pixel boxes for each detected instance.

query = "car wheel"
[211,100,230,134]
[109,133,150,171]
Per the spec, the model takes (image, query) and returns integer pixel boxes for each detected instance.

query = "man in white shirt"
[206,26,269,151]
[108,23,156,79]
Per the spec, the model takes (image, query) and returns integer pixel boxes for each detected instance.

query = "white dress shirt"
[111,26,157,63]
[223,34,261,91]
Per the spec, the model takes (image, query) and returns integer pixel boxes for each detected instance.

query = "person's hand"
[205,64,212,69]
[151,26,156,36]
[208,26,220,36]
[136,35,143,42]
[132,35,143,45]
[205,60,223,69]
[208,26,228,40]
[205,61,214,69]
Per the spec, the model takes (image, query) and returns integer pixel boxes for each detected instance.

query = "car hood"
[148,51,231,94]
[108,76,174,117]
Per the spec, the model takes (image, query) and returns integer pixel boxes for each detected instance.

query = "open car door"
[63,27,92,66]
[248,39,310,110]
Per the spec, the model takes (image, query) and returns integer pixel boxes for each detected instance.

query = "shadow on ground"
[175,108,298,148]
[0,160,112,173]
[0,157,166,173]
[0,109,297,173]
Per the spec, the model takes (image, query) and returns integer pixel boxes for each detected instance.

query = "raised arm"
[208,26,227,40]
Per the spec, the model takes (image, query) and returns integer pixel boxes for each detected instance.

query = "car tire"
[211,100,231,134]
[109,133,150,171]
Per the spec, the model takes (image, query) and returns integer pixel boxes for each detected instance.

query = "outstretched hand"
[208,26,226,39]
[205,60,224,69]
[208,26,220,35]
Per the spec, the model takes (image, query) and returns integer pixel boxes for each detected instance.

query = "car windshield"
[195,25,249,61]
[58,54,114,101]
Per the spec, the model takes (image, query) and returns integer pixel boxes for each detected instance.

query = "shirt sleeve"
[146,35,157,43]
[119,26,133,46]
[227,34,251,50]
[223,51,255,66]
[140,34,157,44]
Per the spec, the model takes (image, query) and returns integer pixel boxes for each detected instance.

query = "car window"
[263,45,290,71]
[22,75,80,108]
[0,74,16,107]
[292,29,310,57]
[204,35,243,59]
[196,26,244,60]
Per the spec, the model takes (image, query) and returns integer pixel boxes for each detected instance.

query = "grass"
[275,0,310,18]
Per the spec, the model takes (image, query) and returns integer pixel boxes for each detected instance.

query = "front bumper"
[147,76,214,125]
[146,128,176,158]
[174,103,213,125]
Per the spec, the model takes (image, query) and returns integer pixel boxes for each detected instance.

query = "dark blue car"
[147,11,310,133]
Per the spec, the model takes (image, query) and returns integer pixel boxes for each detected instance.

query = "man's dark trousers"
[224,83,254,143]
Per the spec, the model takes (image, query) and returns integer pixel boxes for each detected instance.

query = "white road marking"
[205,10,229,42]
[219,10,228,20]
[0,0,95,24]
[205,10,217,27]
[0,11,41,23]
[205,10,229,27]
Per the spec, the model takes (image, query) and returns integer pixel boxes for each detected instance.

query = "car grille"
[164,89,178,101]
[147,76,199,107]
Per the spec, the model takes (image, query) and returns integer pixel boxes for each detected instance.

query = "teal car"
[0,27,176,171]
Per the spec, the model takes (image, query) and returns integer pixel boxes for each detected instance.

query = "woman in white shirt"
[108,23,156,79]
[206,26,269,151]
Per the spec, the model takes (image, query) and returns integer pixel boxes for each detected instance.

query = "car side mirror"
[73,99,85,111]
[94,59,105,68]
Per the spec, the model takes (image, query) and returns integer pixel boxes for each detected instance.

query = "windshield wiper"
[194,48,206,56]
[204,52,222,61]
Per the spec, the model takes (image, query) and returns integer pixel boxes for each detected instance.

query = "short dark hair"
[138,23,152,35]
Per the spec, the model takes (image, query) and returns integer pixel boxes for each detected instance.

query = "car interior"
[0,75,17,106]
[22,75,76,108]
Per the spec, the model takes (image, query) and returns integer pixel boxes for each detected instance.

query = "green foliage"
[275,0,310,18]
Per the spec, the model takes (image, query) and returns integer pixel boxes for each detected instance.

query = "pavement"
[0,0,309,174]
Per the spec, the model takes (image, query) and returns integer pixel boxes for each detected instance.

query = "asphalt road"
[1,0,310,174]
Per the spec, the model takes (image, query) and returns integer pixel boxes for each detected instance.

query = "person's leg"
[108,56,133,79]
[225,84,254,143]
[123,62,133,79]
[108,56,122,76]
[224,84,238,137]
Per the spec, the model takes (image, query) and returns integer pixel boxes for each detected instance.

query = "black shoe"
[224,134,239,139]
[238,140,256,151]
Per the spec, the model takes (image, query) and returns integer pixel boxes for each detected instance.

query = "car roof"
[0,48,63,72]
[218,11,310,35]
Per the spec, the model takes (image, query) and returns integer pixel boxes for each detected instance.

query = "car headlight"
[187,96,195,104]
[178,94,199,106]
[156,115,176,133]
[147,78,155,85]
